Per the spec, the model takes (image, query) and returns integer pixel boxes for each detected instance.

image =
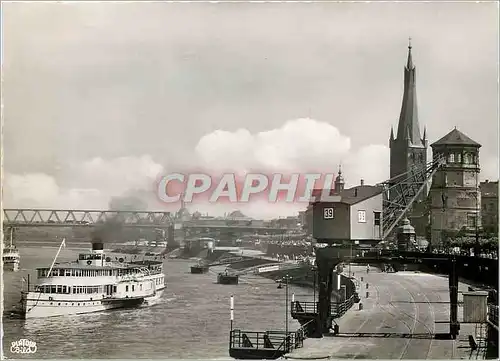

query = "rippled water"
[2,247,310,359]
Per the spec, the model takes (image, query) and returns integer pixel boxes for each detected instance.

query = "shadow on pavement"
[325,332,451,340]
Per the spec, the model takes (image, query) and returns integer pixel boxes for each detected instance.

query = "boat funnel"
[92,239,104,254]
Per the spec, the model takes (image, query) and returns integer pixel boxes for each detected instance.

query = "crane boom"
[379,155,446,240]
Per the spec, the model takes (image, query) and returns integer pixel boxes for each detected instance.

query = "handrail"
[228,313,316,357]
[229,329,298,352]
[291,295,356,318]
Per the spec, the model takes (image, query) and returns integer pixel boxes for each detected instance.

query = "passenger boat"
[20,239,166,319]
[3,228,20,272]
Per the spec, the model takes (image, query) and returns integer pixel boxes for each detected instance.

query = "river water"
[2,247,309,359]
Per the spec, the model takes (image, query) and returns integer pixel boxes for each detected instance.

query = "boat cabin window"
[38,285,101,294]
[39,267,117,278]
[79,254,102,261]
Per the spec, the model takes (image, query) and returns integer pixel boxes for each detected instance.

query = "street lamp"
[277,274,293,349]
[311,266,317,310]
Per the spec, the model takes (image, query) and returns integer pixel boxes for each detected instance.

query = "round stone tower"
[429,128,481,248]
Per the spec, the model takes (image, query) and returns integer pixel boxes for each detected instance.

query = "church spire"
[334,164,345,193]
[395,39,422,146]
[406,37,414,69]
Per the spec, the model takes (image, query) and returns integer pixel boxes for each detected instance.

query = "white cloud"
[72,155,164,195]
[2,173,106,209]
[3,156,165,210]
[3,119,497,219]
[195,118,387,187]
[192,118,389,217]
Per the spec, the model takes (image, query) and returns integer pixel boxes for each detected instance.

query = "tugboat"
[20,238,166,319]
[217,270,239,285]
[3,228,20,272]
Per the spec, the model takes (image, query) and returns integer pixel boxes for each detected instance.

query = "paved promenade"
[288,265,487,359]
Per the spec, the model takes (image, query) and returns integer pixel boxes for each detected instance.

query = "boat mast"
[47,238,66,278]
[10,227,13,247]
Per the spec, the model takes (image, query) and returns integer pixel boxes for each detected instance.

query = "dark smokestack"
[92,239,104,251]
[360,179,365,186]
[354,188,358,197]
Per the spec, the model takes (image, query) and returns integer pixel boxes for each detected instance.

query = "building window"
[457,153,461,163]
[374,212,381,226]
[358,210,366,223]
[448,154,455,163]
[467,213,477,228]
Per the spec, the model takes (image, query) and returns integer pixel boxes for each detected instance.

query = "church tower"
[389,40,428,201]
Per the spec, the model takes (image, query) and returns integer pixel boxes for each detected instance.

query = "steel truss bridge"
[2,209,174,228]
[1,209,290,233]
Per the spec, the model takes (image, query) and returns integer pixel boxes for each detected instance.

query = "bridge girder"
[2,209,173,228]
[2,209,291,234]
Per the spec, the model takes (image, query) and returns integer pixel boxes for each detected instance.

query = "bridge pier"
[317,250,341,334]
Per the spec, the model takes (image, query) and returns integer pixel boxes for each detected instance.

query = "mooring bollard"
[366,291,369,298]
[366,283,369,289]
[359,303,363,310]
[360,277,364,282]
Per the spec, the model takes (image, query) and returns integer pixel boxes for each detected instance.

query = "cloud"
[3,118,497,219]
[2,173,106,209]
[2,156,165,210]
[195,118,388,186]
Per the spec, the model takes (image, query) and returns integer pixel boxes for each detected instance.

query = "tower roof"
[335,164,345,183]
[395,40,423,146]
[431,128,481,148]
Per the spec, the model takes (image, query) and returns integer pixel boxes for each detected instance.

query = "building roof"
[338,185,384,205]
[309,185,383,205]
[431,128,481,148]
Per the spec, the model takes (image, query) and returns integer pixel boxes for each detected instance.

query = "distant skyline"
[2,2,498,219]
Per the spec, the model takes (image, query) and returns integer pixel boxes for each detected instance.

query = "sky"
[2,1,499,219]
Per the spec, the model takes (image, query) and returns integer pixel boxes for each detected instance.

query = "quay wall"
[258,265,357,301]
[266,244,313,258]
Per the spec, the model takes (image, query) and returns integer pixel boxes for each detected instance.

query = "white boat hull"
[22,288,165,319]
